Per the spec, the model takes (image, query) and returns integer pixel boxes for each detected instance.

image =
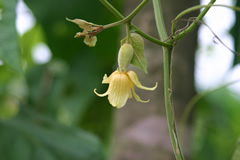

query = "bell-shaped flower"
[94,70,157,108]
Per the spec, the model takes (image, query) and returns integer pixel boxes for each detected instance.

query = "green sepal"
[121,33,147,73]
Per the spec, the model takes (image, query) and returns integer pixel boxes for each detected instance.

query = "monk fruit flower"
[118,43,134,72]
[94,70,158,108]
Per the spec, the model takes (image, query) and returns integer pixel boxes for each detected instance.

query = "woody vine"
[67,0,239,159]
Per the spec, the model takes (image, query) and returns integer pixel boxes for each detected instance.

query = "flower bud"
[118,43,134,72]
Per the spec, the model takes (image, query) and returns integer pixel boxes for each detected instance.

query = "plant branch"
[171,4,240,34]
[103,0,149,29]
[169,0,216,42]
[100,0,172,47]
[132,27,172,47]
[100,0,124,19]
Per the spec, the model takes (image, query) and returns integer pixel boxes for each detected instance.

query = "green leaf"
[0,0,22,73]
[121,33,147,73]
[232,139,240,160]
[0,107,104,160]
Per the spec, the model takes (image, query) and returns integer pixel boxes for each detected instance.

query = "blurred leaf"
[232,139,240,160]
[20,24,46,67]
[0,0,22,73]
[231,0,240,66]
[22,0,123,158]
[80,98,113,150]
[193,88,240,160]
[0,106,104,160]
[21,0,122,115]
[121,33,148,73]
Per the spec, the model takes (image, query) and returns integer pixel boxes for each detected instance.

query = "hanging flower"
[94,70,158,108]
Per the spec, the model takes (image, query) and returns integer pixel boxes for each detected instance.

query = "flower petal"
[131,85,149,103]
[94,89,108,97]
[102,74,110,84]
[107,72,131,108]
[102,71,118,84]
[128,87,133,99]
[127,71,158,91]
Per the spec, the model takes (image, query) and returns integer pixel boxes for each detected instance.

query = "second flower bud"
[118,43,134,72]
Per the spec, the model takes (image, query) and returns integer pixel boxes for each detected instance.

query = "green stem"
[126,22,131,43]
[153,0,167,40]
[153,0,184,159]
[100,0,172,47]
[169,0,216,42]
[132,26,172,47]
[100,0,124,19]
[103,0,149,29]
[171,4,240,34]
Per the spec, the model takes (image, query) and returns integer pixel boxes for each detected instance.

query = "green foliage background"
[0,0,123,159]
[0,0,240,160]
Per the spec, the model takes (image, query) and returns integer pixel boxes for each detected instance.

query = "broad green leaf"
[0,107,104,160]
[0,0,22,73]
[232,139,240,160]
[121,33,147,73]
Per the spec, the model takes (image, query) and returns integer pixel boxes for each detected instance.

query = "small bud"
[118,43,134,72]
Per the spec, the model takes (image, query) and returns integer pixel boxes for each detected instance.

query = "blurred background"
[0,0,240,160]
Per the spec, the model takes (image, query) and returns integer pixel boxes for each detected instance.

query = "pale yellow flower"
[94,70,158,108]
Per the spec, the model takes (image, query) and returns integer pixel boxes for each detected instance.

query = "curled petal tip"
[94,88,108,97]
[132,89,150,103]
[151,82,158,90]
[137,99,150,103]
